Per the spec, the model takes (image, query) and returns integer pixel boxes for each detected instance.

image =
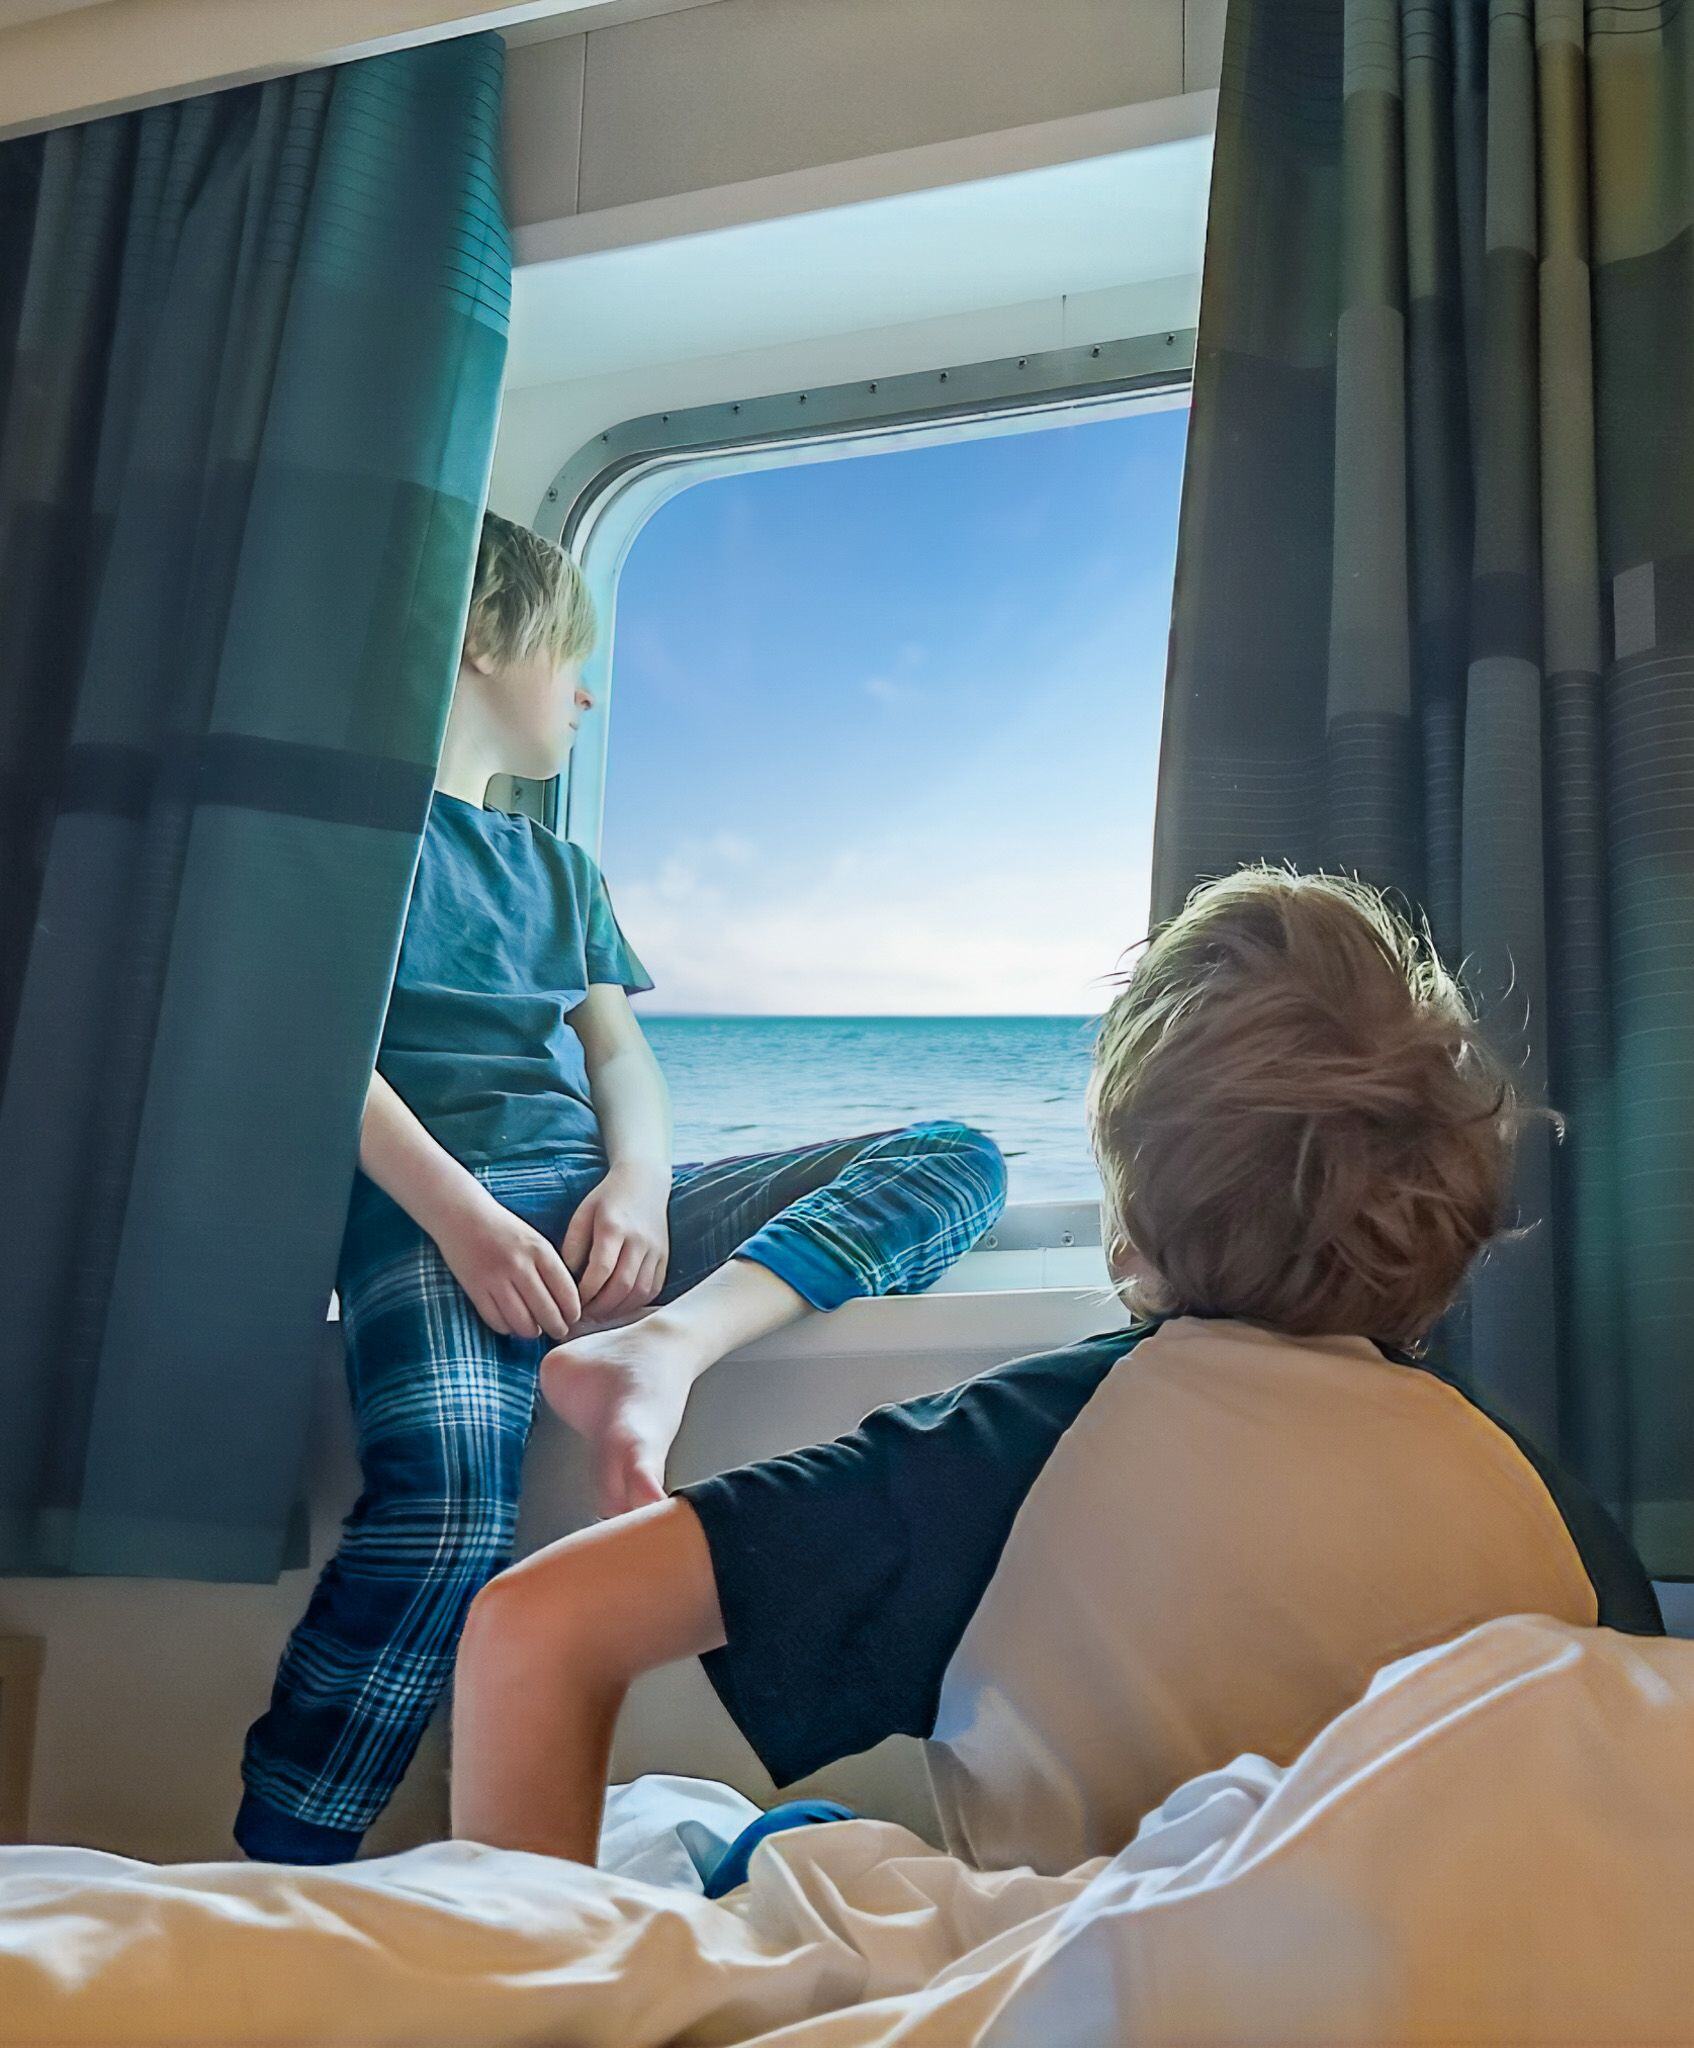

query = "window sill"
[327,1202,1113,1346]
[732,1281,1126,1362]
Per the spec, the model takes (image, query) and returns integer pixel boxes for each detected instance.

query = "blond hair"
[1088,867,1520,1345]
[464,511,596,671]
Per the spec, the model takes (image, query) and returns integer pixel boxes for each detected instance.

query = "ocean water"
[639,1014,1102,1201]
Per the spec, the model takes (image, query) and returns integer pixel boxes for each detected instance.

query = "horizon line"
[635,1011,1102,1022]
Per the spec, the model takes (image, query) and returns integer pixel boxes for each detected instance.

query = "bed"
[3,1614,1692,2046]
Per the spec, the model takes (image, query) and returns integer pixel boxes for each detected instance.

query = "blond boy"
[449,868,1660,1873]
[236,515,1006,1862]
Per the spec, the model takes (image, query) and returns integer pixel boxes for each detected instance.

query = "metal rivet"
[939,371,948,382]
[732,403,741,413]
[1165,333,1175,345]
[545,486,558,501]
[1091,346,1101,357]
[868,382,878,393]
[1017,357,1027,368]
[1060,1231,1075,1247]
[799,393,808,403]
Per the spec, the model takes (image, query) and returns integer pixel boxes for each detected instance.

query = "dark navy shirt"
[377,793,651,1165]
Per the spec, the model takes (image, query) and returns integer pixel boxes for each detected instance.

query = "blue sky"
[596,401,1188,1015]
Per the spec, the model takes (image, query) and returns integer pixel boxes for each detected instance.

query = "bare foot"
[539,1315,704,1518]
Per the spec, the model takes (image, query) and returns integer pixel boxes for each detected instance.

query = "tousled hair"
[1088,867,1523,1345]
[464,511,596,671]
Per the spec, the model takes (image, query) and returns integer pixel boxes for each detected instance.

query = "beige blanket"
[4,1616,1693,2045]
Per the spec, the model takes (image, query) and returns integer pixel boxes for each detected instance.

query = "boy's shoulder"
[686,1321,1152,1583]
[681,1320,1154,1788]
[913,1320,1151,1433]
[518,810,602,881]
[434,797,600,884]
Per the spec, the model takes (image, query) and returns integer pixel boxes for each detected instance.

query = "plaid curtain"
[1155,0,1694,1574]
[0,39,509,1579]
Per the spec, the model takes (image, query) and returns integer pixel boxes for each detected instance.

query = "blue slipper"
[700,1797,855,1898]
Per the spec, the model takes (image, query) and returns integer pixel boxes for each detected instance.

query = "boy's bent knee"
[909,1116,1002,1158]
[461,1562,554,1690]
[465,1533,600,1637]
[912,1120,1009,1201]
[459,1541,606,1696]
[459,1502,720,1698]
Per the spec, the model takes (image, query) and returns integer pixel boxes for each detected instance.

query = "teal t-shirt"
[377,792,652,1165]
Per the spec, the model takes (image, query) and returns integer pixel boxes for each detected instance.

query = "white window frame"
[516,329,1195,1275]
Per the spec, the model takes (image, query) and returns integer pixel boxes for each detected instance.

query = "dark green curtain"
[1155,0,1694,1573]
[0,38,509,1579]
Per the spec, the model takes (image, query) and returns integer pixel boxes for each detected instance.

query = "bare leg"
[452,1499,725,1859]
[540,1258,807,1517]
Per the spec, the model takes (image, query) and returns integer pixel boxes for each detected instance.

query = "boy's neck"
[434,672,508,807]
[433,757,496,806]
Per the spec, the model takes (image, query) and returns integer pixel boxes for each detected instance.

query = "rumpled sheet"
[5,1616,1694,2046]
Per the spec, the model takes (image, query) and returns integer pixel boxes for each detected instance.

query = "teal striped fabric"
[1157,0,1694,1573]
[0,38,510,1580]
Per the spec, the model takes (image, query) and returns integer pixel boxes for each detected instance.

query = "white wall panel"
[0,1289,1119,1857]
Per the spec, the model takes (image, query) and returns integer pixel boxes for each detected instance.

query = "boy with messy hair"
[451,868,1660,1874]
[236,514,1007,1863]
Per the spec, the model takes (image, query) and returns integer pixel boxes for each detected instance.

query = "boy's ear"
[464,648,498,678]
[1106,1231,1145,1284]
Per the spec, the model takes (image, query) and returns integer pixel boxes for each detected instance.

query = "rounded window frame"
[521,328,1195,847]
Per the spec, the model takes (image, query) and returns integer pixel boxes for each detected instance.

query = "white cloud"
[646,830,758,902]
[621,823,1149,1015]
[652,856,701,903]
[704,830,755,864]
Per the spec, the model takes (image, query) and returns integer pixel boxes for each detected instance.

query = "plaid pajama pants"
[236,1120,1006,1862]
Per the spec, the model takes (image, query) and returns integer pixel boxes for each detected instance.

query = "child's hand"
[429,1185,583,1341]
[561,1162,671,1325]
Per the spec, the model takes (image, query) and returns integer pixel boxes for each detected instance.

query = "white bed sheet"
[4,1615,1693,2046]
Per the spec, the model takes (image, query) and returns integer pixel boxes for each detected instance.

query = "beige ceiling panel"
[0,0,593,140]
[1184,0,1226,92]
[577,0,1186,212]
[504,28,586,225]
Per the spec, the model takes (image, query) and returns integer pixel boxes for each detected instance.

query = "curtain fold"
[1155,0,1694,1572]
[0,37,510,1580]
